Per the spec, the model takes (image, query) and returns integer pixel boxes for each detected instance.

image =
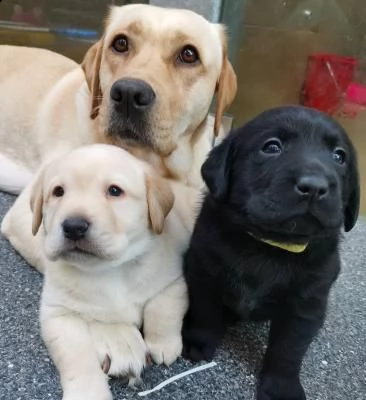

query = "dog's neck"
[92,115,215,190]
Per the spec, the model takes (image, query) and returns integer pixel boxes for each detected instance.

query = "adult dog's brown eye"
[261,138,283,155]
[333,148,346,165]
[107,185,124,197]
[52,186,64,197]
[178,45,200,64]
[112,35,129,53]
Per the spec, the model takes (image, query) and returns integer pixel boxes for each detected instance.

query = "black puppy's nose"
[110,78,156,111]
[62,217,90,241]
[295,175,329,199]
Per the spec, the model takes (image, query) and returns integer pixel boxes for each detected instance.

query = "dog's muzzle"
[62,217,90,241]
[294,175,329,202]
[108,78,156,147]
[110,78,156,113]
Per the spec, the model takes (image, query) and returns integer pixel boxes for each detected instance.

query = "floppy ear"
[344,158,360,232]
[201,135,233,202]
[214,26,237,137]
[30,169,45,236]
[81,38,104,120]
[146,175,175,234]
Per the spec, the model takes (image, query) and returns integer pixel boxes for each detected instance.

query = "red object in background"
[301,53,358,115]
[345,82,366,106]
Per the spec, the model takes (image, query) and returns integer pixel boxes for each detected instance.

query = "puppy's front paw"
[63,389,112,400]
[257,374,306,400]
[145,334,182,366]
[90,323,147,380]
[182,328,220,362]
[62,378,112,400]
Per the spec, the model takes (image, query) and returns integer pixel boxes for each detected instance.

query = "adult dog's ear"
[201,135,233,202]
[30,169,45,236]
[344,154,360,232]
[214,26,237,137]
[81,38,104,120]
[146,175,175,234]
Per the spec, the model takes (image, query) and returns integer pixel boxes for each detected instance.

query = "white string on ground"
[137,361,217,397]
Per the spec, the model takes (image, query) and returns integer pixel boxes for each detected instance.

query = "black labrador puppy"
[182,106,360,400]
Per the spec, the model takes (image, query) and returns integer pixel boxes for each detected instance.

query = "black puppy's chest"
[220,248,303,321]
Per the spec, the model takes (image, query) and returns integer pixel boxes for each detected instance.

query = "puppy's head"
[202,106,360,242]
[30,144,174,270]
[81,4,237,156]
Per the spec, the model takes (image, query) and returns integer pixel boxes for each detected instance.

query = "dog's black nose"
[110,78,156,111]
[62,217,90,241]
[295,175,329,199]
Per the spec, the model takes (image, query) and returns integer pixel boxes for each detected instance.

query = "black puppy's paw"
[257,374,306,400]
[182,329,220,362]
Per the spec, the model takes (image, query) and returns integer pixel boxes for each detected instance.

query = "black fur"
[182,106,360,400]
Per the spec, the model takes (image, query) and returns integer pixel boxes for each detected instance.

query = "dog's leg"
[181,268,226,362]
[0,153,33,195]
[143,277,188,366]
[41,314,112,400]
[1,181,46,273]
[257,305,327,400]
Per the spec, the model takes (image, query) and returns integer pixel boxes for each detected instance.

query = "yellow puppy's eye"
[107,185,124,197]
[112,35,129,53]
[178,45,200,64]
[52,186,64,197]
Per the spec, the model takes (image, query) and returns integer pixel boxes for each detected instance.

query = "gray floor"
[0,191,365,400]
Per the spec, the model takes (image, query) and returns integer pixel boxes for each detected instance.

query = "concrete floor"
[0,192,365,400]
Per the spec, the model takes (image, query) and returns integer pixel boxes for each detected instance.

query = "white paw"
[62,380,112,400]
[90,322,147,379]
[146,334,182,366]
[63,391,112,400]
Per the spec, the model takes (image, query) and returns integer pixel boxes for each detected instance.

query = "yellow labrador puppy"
[0,3,237,194]
[30,144,195,400]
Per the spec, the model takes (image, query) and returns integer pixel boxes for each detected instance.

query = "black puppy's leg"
[182,274,225,362]
[257,309,326,400]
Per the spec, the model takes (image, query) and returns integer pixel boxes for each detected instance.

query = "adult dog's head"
[202,106,360,243]
[81,4,237,157]
[29,144,174,270]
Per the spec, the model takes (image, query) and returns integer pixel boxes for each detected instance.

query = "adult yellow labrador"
[0,3,237,194]
[1,3,236,273]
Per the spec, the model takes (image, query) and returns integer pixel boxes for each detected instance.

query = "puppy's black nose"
[295,175,329,200]
[62,217,90,241]
[110,78,156,111]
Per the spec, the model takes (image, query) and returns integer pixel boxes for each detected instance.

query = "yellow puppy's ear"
[30,170,45,236]
[81,38,104,120]
[214,26,238,136]
[145,175,175,234]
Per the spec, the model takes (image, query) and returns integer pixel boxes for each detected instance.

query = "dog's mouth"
[107,109,155,149]
[107,109,176,157]
[58,241,103,261]
[246,212,341,244]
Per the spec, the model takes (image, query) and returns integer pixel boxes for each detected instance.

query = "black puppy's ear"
[344,162,360,232]
[201,136,233,201]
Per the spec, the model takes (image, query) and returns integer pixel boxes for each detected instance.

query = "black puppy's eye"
[261,139,283,155]
[52,186,64,197]
[178,45,200,64]
[107,185,124,197]
[333,148,346,165]
[112,35,129,53]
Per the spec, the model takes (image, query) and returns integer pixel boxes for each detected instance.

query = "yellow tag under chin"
[260,239,308,253]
